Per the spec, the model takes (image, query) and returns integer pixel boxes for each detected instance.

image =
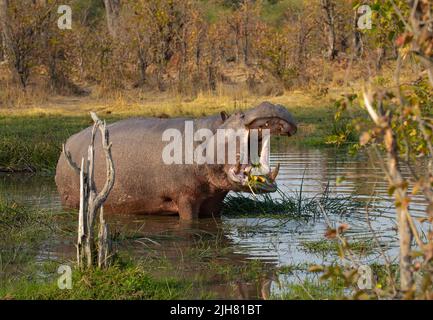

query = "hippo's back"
[55,116,216,214]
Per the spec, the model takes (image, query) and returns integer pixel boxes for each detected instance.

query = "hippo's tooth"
[228,168,241,183]
[234,159,241,174]
[270,163,280,182]
[259,130,270,175]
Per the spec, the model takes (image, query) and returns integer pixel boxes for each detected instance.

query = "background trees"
[0,0,415,97]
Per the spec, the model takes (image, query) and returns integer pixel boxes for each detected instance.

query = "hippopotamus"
[55,102,297,220]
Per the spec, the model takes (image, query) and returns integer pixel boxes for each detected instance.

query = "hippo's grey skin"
[55,102,297,220]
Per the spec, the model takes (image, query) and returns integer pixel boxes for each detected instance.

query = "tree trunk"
[136,47,148,87]
[103,0,121,38]
[296,15,312,72]
[240,0,252,66]
[235,25,240,63]
[243,10,249,65]
[320,0,338,60]
[208,41,217,92]
[0,36,3,62]
[64,113,115,269]
[0,0,9,59]
[1,1,24,87]
[353,10,363,58]
[376,47,386,71]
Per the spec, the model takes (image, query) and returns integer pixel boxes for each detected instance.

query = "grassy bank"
[1,262,197,300]
[0,90,356,173]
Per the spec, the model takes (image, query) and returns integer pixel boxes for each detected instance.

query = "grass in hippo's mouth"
[221,185,362,220]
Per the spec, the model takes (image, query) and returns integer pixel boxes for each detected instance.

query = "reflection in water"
[0,146,428,298]
[0,173,61,209]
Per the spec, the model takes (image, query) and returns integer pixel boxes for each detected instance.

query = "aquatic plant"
[221,184,362,220]
[300,239,376,256]
[0,199,56,280]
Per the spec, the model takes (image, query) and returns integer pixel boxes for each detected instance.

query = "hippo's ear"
[220,111,229,122]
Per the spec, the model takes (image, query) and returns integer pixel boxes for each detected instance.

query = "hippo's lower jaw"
[228,163,279,193]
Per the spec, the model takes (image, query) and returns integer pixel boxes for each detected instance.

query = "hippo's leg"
[178,195,201,220]
[199,192,228,217]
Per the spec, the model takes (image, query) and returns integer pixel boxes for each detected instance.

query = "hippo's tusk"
[270,163,280,182]
[228,168,241,183]
[234,159,241,174]
[258,130,270,175]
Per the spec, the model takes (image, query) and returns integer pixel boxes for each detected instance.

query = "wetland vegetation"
[0,180,395,300]
[1,0,433,300]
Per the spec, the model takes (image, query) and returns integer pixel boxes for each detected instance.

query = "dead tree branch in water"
[63,112,115,269]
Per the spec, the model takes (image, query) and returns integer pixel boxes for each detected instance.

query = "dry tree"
[63,112,115,269]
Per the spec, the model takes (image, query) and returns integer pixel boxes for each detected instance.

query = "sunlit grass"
[0,261,196,300]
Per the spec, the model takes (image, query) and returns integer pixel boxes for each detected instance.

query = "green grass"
[0,115,92,173]
[300,239,376,256]
[277,263,310,275]
[272,262,400,300]
[209,259,270,282]
[0,262,196,300]
[273,278,346,300]
[0,199,59,278]
[0,199,78,294]
[221,186,361,219]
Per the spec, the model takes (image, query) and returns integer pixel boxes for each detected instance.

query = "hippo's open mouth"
[227,116,297,193]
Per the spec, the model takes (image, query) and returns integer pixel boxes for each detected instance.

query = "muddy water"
[0,145,428,299]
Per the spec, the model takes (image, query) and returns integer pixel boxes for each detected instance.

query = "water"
[0,146,428,299]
